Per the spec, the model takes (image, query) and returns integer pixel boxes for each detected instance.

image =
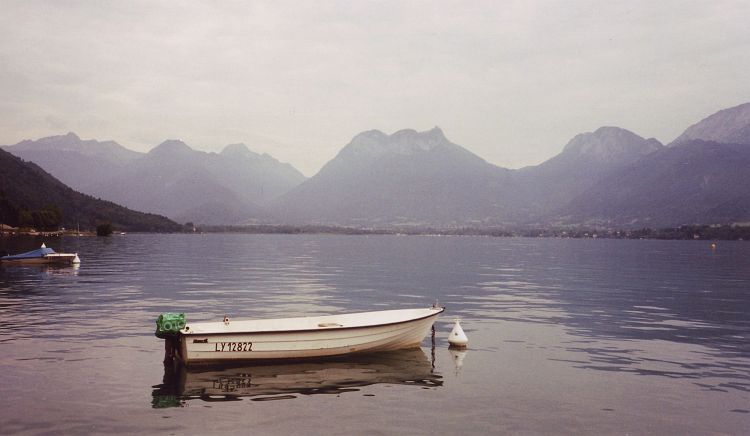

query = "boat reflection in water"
[0,263,80,280]
[152,348,442,408]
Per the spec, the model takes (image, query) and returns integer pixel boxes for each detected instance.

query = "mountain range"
[4,134,305,225]
[4,101,750,228]
[0,148,179,232]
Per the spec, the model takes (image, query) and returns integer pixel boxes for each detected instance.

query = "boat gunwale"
[181,307,444,336]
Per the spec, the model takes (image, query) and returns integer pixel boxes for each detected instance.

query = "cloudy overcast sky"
[1,0,749,175]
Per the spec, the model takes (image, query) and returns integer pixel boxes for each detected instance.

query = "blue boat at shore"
[0,243,80,265]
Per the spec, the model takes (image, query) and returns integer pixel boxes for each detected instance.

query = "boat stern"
[156,313,187,364]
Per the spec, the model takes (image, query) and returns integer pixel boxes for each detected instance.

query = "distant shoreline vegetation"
[195,224,749,241]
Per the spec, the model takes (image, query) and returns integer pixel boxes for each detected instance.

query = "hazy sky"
[2,1,749,176]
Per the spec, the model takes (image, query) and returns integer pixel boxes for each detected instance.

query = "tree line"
[0,195,62,230]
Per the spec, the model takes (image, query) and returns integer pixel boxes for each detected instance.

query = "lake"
[1,234,748,435]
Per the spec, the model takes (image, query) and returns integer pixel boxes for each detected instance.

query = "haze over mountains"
[5,134,305,225]
[271,128,519,225]
[513,126,665,222]
[4,101,750,228]
[0,148,179,232]
[671,102,750,146]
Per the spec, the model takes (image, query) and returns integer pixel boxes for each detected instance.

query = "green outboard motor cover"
[156,313,186,335]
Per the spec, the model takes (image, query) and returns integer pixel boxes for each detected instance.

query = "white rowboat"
[162,307,444,366]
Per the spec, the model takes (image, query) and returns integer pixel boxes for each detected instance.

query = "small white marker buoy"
[41,243,46,248]
[72,253,81,264]
[448,319,468,348]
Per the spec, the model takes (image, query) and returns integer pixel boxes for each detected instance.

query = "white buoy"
[448,319,468,348]
[41,243,46,248]
[72,253,81,264]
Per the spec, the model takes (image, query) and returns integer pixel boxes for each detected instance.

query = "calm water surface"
[0,234,748,435]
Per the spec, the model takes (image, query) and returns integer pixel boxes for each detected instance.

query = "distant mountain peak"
[149,139,193,156]
[272,125,506,226]
[391,128,419,138]
[426,125,446,138]
[340,127,454,161]
[351,129,388,142]
[222,142,249,153]
[561,126,662,163]
[26,131,80,144]
[391,126,447,145]
[22,131,82,147]
[671,101,750,146]
[593,126,629,135]
[5,132,142,167]
[221,143,261,159]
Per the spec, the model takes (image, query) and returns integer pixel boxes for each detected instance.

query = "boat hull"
[1,245,78,265]
[175,307,443,366]
[0,254,77,265]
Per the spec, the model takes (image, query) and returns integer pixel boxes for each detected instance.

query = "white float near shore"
[448,319,469,348]
[159,307,445,366]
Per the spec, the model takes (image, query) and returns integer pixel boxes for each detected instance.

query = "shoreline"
[195,224,749,241]
[2,225,747,241]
